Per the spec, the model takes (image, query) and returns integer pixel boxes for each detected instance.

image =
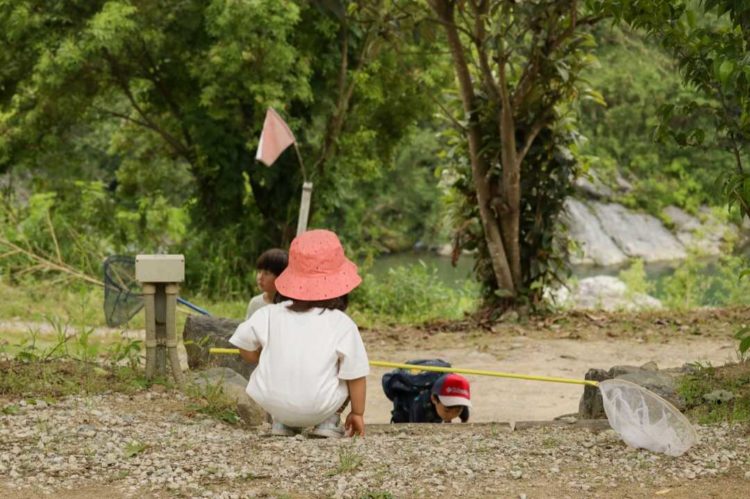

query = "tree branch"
[313,21,385,177]
[104,54,192,160]
[136,40,194,150]
[0,237,104,287]
[516,116,548,168]
[471,0,503,102]
[513,2,590,109]
[93,106,152,129]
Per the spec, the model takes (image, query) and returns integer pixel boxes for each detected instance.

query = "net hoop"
[103,255,144,327]
[599,378,698,456]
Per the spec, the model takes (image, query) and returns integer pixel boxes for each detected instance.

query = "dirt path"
[359,308,747,424]
[365,336,736,423]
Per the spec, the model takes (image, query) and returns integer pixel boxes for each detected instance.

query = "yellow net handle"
[208,348,598,387]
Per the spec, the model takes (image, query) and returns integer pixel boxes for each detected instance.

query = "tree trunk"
[430,0,516,295]
[497,68,522,287]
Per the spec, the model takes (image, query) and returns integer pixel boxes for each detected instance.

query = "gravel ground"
[2,390,750,498]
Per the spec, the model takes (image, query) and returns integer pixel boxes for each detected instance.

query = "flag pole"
[294,144,313,237]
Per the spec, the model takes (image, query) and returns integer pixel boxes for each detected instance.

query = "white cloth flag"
[255,108,296,166]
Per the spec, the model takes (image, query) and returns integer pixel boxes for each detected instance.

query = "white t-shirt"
[245,293,269,320]
[229,302,370,427]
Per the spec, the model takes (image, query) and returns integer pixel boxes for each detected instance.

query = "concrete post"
[143,283,157,379]
[165,283,183,387]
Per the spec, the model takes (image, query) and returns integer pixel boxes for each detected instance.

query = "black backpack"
[381,359,451,423]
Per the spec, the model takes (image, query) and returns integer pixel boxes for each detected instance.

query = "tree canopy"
[0,0,445,295]
[1,0,747,307]
[596,0,750,219]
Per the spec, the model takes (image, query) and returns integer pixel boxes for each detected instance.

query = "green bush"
[618,258,651,297]
[351,262,479,326]
[661,252,750,309]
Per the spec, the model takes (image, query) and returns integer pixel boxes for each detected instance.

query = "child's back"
[234,302,367,427]
[230,229,368,437]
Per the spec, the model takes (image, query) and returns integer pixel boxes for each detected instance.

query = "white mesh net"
[599,379,698,456]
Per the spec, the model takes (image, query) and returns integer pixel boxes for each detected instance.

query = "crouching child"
[230,230,369,437]
[383,359,471,423]
[410,373,471,423]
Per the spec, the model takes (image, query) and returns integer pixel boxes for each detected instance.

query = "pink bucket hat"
[275,229,361,301]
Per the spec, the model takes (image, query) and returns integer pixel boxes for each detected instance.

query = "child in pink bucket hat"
[229,229,369,438]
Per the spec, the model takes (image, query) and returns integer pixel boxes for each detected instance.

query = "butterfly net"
[103,255,144,327]
[599,378,698,456]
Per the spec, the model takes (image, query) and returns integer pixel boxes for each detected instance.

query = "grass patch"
[678,362,750,423]
[0,281,248,332]
[0,270,480,331]
[123,440,149,458]
[351,264,479,327]
[1,404,20,415]
[328,446,363,476]
[185,380,241,425]
[0,281,113,328]
[0,358,149,400]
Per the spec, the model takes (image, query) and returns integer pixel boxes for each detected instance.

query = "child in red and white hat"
[230,230,369,438]
[410,373,471,423]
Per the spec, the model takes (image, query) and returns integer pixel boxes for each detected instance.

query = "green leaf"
[686,9,697,28]
[740,336,750,355]
[584,88,607,106]
[1,405,20,415]
[718,60,735,85]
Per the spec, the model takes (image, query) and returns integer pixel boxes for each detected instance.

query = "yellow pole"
[207,348,599,387]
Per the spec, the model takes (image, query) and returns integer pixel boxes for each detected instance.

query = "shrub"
[351,262,479,326]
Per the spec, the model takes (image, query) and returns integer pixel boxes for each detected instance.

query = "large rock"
[592,203,687,262]
[574,171,614,200]
[183,315,254,379]
[563,198,745,267]
[578,362,686,419]
[550,275,662,311]
[663,205,737,256]
[191,367,265,425]
[562,199,628,266]
[578,368,609,419]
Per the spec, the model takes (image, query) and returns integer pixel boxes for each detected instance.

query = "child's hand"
[344,413,365,437]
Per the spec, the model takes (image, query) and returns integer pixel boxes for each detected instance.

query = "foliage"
[185,378,240,425]
[594,0,750,223]
[351,263,479,326]
[736,325,750,362]
[328,446,363,475]
[429,0,601,310]
[678,362,750,423]
[0,181,187,283]
[578,24,734,215]
[660,251,750,309]
[618,258,652,297]
[123,440,149,458]
[331,126,452,257]
[0,0,446,298]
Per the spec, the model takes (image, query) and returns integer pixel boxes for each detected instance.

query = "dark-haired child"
[245,248,288,320]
